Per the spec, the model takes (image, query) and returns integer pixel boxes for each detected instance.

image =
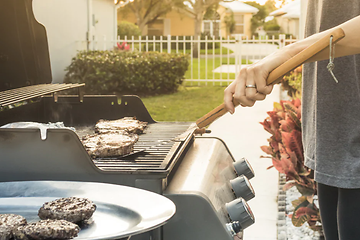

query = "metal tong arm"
[196,28,345,129]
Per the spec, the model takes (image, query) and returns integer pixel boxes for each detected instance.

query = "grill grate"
[82,122,194,172]
[0,83,84,108]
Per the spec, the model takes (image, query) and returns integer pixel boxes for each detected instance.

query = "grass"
[121,48,249,121]
[184,57,251,80]
[140,56,251,121]
[132,44,234,55]
[168,47,233,55]
[141,85,227,122]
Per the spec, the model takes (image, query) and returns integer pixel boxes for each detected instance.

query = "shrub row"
[64,50,189,95]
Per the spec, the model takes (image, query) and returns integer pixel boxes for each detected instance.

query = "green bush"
[264,19,280,31]
[117,21,141,38]
[281,65,302,98]
[266,33,295,40]
[64,50,189,95]
[264,24,280,31]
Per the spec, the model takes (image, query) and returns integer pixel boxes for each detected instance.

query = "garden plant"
[64,50,188,96]
[260,66,322,233]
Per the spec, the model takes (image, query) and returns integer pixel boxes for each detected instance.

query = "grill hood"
[0,0,52,91]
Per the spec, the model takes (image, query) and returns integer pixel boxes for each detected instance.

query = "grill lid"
[0,0,52,91]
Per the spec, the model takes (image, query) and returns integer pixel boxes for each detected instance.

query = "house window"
[203,12,221,37]
[233,14,244,34]
[148,19,164,36]
[204,21,211,34]
[202,20,221,37]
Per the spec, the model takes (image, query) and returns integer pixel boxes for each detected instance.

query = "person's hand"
[223,48,294,114]
[223,62,274,114]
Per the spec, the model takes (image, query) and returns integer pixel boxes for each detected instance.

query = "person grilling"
[224,1,360,239]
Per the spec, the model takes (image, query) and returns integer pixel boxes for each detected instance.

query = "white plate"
[0,181,176,239]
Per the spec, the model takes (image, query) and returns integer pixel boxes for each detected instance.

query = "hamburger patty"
[38,197,96,223]
[13,219,80,240]
[95,117,147,134]
[0,214,27,240]
[82,132,139,157]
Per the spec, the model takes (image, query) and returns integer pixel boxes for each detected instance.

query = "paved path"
[222,43,279,57]
[207,85,281,240]
[212,64,250,73]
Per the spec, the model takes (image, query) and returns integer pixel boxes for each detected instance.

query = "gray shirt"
[303,0,360,188]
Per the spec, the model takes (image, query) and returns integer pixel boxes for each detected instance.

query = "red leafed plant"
[260,98,322,232]
[116,41,130,51]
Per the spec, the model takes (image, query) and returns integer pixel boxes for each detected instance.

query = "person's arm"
[224,15,360,114]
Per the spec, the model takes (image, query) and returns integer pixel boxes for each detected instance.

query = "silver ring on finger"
[245,84,256,88]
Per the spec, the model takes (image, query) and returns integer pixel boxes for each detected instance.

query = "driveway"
[211,43,278,74]
[222,43,279,58]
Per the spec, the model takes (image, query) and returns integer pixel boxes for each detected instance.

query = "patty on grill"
[95,117,147,134]
[13,219,80,240]
[38,197,96,223]
[82,132,139,157]
[0,214,27,240]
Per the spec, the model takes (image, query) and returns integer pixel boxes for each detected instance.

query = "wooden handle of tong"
[196,28,345,129]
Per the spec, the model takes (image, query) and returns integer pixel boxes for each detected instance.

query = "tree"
[224,13,235,36]
[278,0,296,8]
[183,0,222,56]
[204,2,221,38]
[264,0,277,13]
[245,1,267,35]
[118,0,185,35]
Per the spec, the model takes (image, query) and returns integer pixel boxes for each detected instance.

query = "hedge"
[64,50,189,95]
[117,21,141,38]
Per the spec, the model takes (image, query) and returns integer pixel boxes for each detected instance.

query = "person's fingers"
[253,65,274,95]
[233,68,256,107]
[244,66,258,100]
[224,81,236,114]
[233,68,246,100]
[243,66,267,102]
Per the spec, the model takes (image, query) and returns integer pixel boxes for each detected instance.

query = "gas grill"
[0,1,255,239]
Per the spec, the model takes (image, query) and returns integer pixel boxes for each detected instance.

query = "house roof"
[219,1,259,14]
[269,0,300,19]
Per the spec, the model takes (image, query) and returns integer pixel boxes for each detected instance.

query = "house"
[269,0,300,38]
[32,0,118,83]
[217,1,259,38]
[117,5,195,36]
[117,0,258,38]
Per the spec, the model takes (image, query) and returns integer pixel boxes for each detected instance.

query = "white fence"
[78,35,297,85]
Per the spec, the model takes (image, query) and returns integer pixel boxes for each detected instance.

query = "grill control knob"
[230,175,255,201]
[233,157,254,180]
[225,221,241,236]
[226,198,255,230]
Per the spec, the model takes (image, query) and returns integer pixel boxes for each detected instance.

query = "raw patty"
[0,214,27,240]
[95,117,147,134]
[13,219,80,240]
[82,132,139,157]
[38,197,96,223]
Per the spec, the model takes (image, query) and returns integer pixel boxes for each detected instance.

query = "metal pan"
[0,181,176,240]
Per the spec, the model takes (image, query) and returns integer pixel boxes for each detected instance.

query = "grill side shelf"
[0,83,85,108]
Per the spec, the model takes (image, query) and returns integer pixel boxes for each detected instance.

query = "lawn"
[169,47,233,55]
[128,48,246,122]
[141,85,227,122]
[184,57,251,81]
